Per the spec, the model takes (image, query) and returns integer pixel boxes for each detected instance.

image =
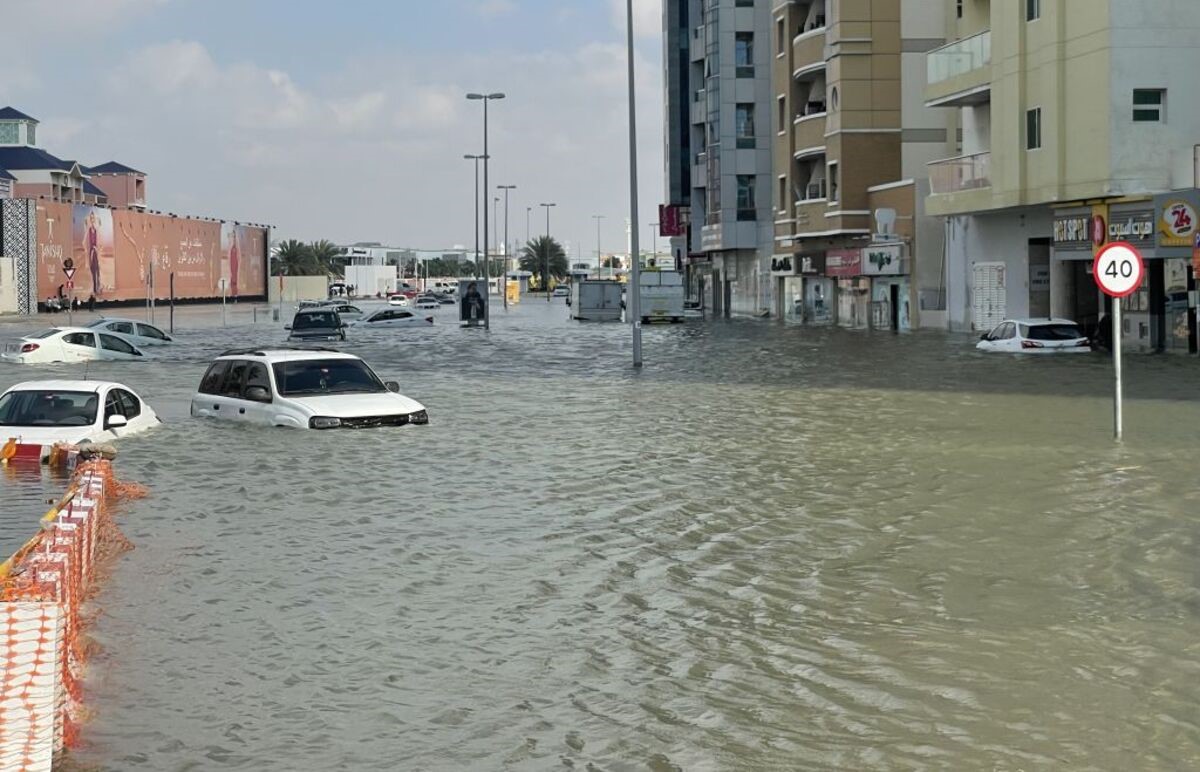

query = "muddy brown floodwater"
[3,300,1199,770]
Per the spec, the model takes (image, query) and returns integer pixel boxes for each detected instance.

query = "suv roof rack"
[217,346,343,357]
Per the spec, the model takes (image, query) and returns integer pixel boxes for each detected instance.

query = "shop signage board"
[798,254,826,274]
[1155,190,1200,255]
[1093,241,1146,442]
[769,255,797,276]
[825,249,862,277]
[862,244,904,275]
[1107,210,1154,246]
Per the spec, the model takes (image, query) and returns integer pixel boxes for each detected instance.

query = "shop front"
[771,254,803,321]
[862,243,911,331]
[827,249,869,329]
[799,254,835,325]
[1153,190,1200,353]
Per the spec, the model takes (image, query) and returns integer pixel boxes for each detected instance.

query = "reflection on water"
[3,300,1200,770]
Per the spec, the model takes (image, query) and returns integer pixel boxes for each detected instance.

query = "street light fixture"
[466,92,505,330]
[463,154,487,286]
[499,184,517,309]
[540,202,556,301]
[593,215,606,278]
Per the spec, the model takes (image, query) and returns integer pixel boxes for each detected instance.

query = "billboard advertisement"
[36,201,267,302]
[458,279,488,325]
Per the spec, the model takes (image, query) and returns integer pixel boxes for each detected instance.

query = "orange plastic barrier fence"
[0,453,141,771]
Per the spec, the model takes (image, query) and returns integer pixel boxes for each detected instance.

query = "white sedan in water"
[976,319,1092,353]
[2,327,149,364]
[0,380,160,447]
[86,317,174,346]
[352,308,434,328]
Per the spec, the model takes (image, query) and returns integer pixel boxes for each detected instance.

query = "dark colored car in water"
[286,309,346,342]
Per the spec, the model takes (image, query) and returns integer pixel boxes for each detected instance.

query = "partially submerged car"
[0,379,160,448]
[286,309,346,343]
[2,327,148,364]
[352,308,434,328]
[191,348,428,429]
[86,317,174,346]
[976,319,1091,353]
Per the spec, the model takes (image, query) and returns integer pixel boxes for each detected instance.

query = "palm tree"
[519,236,568,290]
[309,240,343,276]
[272,239,317,275]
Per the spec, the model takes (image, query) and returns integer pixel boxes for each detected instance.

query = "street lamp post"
[499,185,516,309]
[593,215,606,278]
[540,203,556,301]
[463,154,485,285]
[625,0,643,367]
[467,92,505,330]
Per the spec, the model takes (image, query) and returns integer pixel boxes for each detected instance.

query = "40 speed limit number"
[1093,241,1145,298]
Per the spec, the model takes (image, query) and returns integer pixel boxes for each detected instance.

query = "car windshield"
[1024,323,1083,341]
[272,359,385,396]
[293,312,338,330]
[0,390,98,427]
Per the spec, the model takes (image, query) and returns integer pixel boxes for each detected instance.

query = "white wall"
[267,276,329,304]
[0,258,16,314]
[1109,0,1200,192]
[961,104,990,155]
[944,207,1052,331]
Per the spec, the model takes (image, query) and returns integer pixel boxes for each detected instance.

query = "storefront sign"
[862,244,905,275]
[798,254,826,274]
[1091,214,1107,246]
[1053,214,1092,247]
[659,204,685,237]
[769,255,797,276]
[1156,196,1195,247]
[825,249,862,277]
[1107,210,1154,245]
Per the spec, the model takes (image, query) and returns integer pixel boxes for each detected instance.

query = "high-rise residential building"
[926,0,1200,353]
[664,0,776,317]
[769,0,950,331]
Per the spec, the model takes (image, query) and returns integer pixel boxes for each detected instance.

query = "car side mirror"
[284,324,292,330]
[106,414,128,429]
[385,381,400,393]
[245,385,272,403]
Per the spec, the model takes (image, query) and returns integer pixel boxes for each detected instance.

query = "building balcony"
[925,151,993,215]
[924,30,992,108]
[793,196,828,234]
[793,112,827,153]
[691,25,705,62]
[792,27,827,80]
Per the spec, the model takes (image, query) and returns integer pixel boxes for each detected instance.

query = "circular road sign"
[1093,241,1145,298]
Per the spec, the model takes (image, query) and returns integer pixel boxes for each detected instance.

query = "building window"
[0,123,17,144]
[735,0,753,6]
[778,176,787,214]
[736,175,756,221]
[828,162,839,203]
[26,124,34,145]
[776,18,785,55]
[1026,0,1039,21]
[777,96,786,133]
[735,33,754,77]
[1026,107,1042,150]
[1133,89,1166,122]
[735,104,755,149]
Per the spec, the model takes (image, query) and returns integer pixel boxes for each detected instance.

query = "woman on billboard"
[228,229,240,299]
[86,211,101,295]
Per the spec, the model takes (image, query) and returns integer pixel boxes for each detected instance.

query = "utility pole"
[540,203,556,301]
[467,92,505,330]
[593,215,606,279]
[499,185,516,309]
[625,0,643,367]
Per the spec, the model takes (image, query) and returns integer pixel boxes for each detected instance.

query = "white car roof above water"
[215,348,361,363]
[1007,318,1080,326]
[5,379,114,393]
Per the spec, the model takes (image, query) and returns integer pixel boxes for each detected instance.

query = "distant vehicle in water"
[414,295,440,310]
[552,285,570,298]
[318,302,365,321]
[86,317,174,346]
[0,379,160,448]
[569,280,623,322]
[387,294,411,307]
[638,270,685,323]
[286,309,347,342]
[352,308,434,328]
[976,319,1091,353]
[191,349,428,430]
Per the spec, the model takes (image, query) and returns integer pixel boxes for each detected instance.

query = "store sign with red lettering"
[1158,198,1198,247]
[825,249,862,277]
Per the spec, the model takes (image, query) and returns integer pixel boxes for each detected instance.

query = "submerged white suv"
[190,348,428,429]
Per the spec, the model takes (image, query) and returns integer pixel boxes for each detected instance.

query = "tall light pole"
[499,184,516,309]
[540,202,556,301]
[625,0,643,366]
[463,154,485,283]
[467,92,505,330]
[593,215,606,279]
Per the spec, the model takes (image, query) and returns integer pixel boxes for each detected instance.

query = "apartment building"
[770,0,950,331]
[926,0,1200,352]
[664,0,776,317]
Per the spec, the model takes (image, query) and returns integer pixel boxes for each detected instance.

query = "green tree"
[519,236,568,289]
[309,240,343,276]
[272,239,317,275]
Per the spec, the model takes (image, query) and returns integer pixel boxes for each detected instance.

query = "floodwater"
[3,300,1200,770]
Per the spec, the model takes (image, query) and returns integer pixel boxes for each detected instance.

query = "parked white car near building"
[0,380,160,447]
[352,309,434,328]
[86,317,174,346]
[1,327,148,364]
[190,348,428,429]
[976,319,1091,353]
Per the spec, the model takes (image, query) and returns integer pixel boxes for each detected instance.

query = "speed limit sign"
[1093,241,1145,298]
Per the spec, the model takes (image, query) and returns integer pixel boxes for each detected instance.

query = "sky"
[0,0,666,260]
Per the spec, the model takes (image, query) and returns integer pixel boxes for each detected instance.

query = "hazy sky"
[0,0,666,259]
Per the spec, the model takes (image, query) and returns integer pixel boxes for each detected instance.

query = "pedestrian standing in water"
[88,293,96,312]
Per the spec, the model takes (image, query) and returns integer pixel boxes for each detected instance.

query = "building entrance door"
[971,262,1006,331]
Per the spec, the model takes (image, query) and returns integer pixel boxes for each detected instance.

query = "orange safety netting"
[0,455,141,772]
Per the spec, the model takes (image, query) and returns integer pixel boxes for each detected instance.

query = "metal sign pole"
[1113,299,1123,441]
